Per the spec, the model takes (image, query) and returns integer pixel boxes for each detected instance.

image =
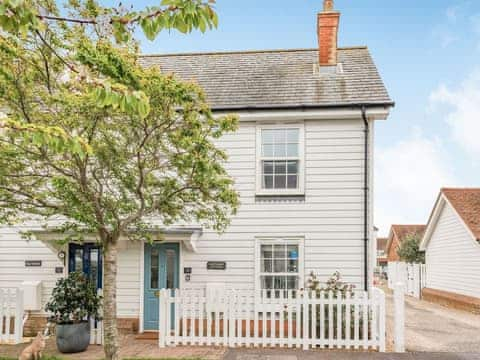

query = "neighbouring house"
[420,188,480,313]
[385,224,426,262]
[0,1,393,335]
[376,237,388,274]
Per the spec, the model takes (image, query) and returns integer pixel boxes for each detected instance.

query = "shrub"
[397,232,425,264]
[45,271,102,324]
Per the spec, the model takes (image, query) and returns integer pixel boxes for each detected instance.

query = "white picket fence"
[0,288,24,344]
[388,262,426,299]
[158,288,386,352]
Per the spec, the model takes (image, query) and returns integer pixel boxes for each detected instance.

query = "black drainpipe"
[361,106,369,291]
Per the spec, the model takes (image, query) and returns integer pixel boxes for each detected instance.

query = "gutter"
[361,106,369,291]
[210,101,395,112]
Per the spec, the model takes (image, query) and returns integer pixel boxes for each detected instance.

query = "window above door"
[256,124,305,196]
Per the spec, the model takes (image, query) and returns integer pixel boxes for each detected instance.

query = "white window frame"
[254,237,305,293]
[255,123,305,196]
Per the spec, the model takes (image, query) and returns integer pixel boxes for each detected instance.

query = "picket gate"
[388,262,426,299]
[0,288,23,344]
[158,288,386,352]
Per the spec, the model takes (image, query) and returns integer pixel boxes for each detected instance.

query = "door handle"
[154,290,160,298]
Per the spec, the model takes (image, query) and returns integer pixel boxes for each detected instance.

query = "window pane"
[287,175,298,189]
[274,244,286,258]
[263,175,274,189]
[90,249,98,288]
[261,245,273,259]
[165,249,176,289]
[262,276,273,289]
[74,249,83,273]
[274,144,286,157]
[287,143,298,157]
[287,259,298,273]
[287,161,298,174]
[273,129,286,144]
[263,161,274,174]
[287,245,299,259]
[150,248,159,289]
[262,144,274,157]
[287,276,298,290]
[262,259,272,273]
[274,161,286,175]
[274,276,286,290]
[287,129,299,143]
[262,130,275,144]
[274,259,286,272]
[274,175,286,189]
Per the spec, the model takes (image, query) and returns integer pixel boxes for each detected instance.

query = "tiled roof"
[391,225,426,243]
[442,188,480,241]
[139,47,393,110]
[377,237,388,251]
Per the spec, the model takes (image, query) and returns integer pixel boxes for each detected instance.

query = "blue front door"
[143,243,179,331]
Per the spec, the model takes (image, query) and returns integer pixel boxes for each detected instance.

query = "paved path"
[0,335,225,359]
[224,349,480,360]
[384,291,480,352]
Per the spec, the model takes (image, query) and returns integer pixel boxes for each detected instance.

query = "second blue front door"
[143,243,179,331]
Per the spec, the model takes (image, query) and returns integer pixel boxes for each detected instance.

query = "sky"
[126,0,480,236]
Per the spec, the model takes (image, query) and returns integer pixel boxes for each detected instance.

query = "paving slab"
[224,349,480,360]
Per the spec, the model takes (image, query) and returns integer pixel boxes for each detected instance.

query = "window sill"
[256,190,304,197]
[255,194,305,202]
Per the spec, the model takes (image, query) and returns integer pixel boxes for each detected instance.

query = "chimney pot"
[317,2,340,66]
[323,0,334,12]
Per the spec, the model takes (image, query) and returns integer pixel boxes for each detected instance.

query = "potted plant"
[45,271,102,353]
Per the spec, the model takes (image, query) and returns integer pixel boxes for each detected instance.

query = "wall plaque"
[207,261,226,270]
[25,260,42,267]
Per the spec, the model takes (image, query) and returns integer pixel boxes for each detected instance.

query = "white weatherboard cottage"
[420,188,480,301]
[0,1,393,335]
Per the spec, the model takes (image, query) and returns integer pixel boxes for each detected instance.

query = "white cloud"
[429,70,480,160]
[375,129,457,236]
[446,5,460,24]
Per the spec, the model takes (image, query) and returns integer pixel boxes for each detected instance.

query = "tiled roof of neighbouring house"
[138,47,393,110]
[391,225,426,243]
[442,188,480,241]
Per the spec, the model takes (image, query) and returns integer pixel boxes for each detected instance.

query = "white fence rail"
[0,288,23,344]
[388,262,426,299]
[158,288,386,352]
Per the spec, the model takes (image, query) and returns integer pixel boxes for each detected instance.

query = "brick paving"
[0,334,226,359]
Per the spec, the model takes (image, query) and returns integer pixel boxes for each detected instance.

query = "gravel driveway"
[385,291,480,352]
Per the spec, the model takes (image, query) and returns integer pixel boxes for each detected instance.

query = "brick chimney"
[317,0,340,66]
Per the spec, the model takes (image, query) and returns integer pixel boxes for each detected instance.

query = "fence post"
[394,282,405,353]
[158,289,166,348]
[14,288,24,344]
[375,288,386,352]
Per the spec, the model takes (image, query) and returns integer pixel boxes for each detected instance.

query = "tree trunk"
[103,239,119,360]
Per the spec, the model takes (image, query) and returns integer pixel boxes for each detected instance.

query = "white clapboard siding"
[0,224,63,316]
[425,202,480,298]
[0,288,23,344]
[158,287,386,352]
[0,117,371,321]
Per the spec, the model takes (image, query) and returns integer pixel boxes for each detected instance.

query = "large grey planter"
[56,322,90,353]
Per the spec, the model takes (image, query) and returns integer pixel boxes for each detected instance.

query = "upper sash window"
[256,124,304,195]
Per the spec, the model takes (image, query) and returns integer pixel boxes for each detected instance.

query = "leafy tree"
[0,1,238,359]
[397,232,425,264]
